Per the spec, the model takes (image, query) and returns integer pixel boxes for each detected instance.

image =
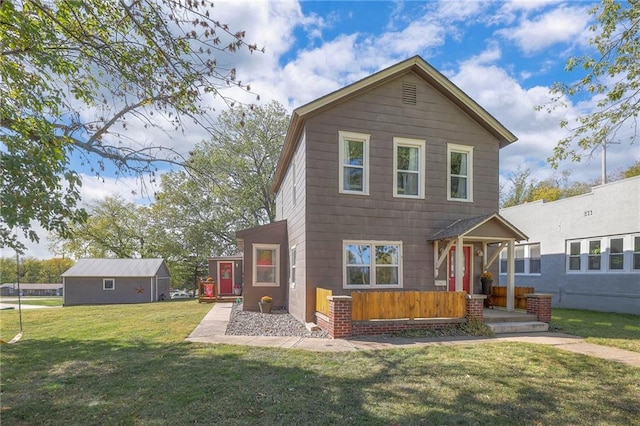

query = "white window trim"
[253,243,280,287]
[290,245,296,288]
[393,137,426,199]
[499,243,541,276]
[338,131,370,195]
[633,234,640,271]
[566,235,640,274]
[447,143,474,202]
[103,278,115,291]
[343,240,403,289]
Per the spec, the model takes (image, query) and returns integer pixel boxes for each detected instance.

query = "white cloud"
[497,5,592,54]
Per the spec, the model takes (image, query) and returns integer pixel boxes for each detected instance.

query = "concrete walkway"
[187,303,640,367]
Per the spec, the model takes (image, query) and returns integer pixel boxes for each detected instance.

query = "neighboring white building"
[499,175,640,315]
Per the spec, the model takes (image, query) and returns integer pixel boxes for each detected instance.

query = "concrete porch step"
[483,310,537,323]
[486,321,549,334]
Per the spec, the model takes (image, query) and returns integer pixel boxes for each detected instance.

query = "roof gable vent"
[402,82,417,105]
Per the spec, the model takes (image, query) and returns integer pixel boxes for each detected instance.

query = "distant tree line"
[0,257,74,284]
[501,160,640,208]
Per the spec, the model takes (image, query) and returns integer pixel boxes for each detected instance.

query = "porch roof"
[427,212,527,242]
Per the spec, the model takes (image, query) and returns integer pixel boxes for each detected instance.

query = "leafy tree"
[501,169,595,207]
[546,0,640,168]
[51,196,152,259]
[621,160,640,178]
[501,167,536,207]
[150,101,288,288]
[1,0,261,253]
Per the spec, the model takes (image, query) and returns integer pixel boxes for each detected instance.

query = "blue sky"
[10,0,640,259]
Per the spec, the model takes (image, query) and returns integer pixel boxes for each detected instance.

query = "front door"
[218,262,233,295]
[448,246,471,292]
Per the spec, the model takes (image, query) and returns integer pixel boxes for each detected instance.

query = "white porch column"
[455,236,464,292]
[507,239,515,312]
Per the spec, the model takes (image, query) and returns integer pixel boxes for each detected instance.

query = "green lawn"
[1,302,638,425]
[552,308,640,352]
[0,296,63,307]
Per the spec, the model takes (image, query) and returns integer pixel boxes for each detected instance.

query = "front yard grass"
[0,297,63,307]
[552,308,640,353]
[1,302,638,425]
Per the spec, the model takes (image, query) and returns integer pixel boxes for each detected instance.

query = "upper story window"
[339,131,370,195]
[393,137,426,198]
[447,144,473,202]
[253,244,280,287]
[344,241,402,288]
[291,157,297,206]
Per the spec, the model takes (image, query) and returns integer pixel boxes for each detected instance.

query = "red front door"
[218,262,233,295]
[448,246,471,292]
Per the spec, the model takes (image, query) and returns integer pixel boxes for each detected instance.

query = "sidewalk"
[186,303,640,367]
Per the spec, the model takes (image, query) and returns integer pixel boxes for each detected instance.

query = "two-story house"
[236,56,527,324]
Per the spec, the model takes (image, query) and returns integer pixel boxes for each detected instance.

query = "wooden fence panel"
[351,291,466,321]
[315,288,332,317]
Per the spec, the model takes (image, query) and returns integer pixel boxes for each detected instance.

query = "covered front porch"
[428,213,529,312]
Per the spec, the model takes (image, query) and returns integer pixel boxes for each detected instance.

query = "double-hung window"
[447,144,473,201]
[253,244,280,287]
[588,240,602,271]
[634,236,640,270]
[344,241,402,288]
[609,238,624,270]
[339,131,370,195]
[393,138,426,198]
[568,241,581,271]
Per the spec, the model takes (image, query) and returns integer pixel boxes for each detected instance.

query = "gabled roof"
[61,259,168,278]
[271,55,518,193]
[427,213,528,242]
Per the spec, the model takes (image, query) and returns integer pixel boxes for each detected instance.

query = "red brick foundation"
[525,293,553,322]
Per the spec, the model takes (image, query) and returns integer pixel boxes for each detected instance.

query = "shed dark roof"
[61,259,168,278]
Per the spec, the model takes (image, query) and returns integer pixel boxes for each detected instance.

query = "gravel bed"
[225,303,329,338]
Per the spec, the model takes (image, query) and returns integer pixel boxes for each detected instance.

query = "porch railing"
[491,286,534,310]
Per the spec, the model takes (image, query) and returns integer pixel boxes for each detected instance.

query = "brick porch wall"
[526,293,553,322]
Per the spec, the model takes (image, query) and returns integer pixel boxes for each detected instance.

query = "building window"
[344,241,402,288]
[588,240,601,271]
[253,244,280,287]
[292,157,297,206]
[499,243,541,275]
[609,238,624,270]
[515,246,525,273]
[529,243,541,273]
[634,236,640,270]
[447,144,473,201]
[103,278,115,290]
[569,241,581,271]
[290,246,296,288]
[339,131,370,195]
[393,138,425,198]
